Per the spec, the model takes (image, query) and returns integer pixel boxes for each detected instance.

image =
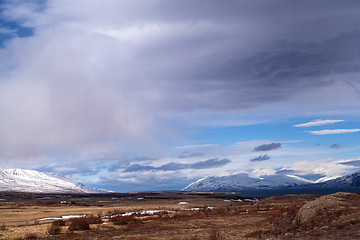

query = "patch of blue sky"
[189,121,303,146]
[0,20,33,47]
[181,117,359,156]
[0,1,37,47]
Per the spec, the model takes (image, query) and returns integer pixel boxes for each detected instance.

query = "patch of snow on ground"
[103,210,172,218]
[244,198,259,202]
[38,214,86,221]
[185,206,215,211]
[177,202,189,205]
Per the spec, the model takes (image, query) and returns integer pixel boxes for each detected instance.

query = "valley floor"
[0,191,360,239]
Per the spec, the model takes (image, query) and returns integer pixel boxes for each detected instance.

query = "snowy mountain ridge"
[182,173,309,192]
[0,168,105,193]
[183,171,360,192]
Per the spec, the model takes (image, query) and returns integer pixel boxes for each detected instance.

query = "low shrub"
[14,233,38,240]
[52,219,66,226]
[110,215,138,225]
[84,215,103,224]
[47,225,62,235]
[68,218,90,231]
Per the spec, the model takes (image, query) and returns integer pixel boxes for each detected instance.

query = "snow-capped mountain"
[308,171,360,188]
[183,171,360,192]
[183,173,310,192]
[0,169,104,193]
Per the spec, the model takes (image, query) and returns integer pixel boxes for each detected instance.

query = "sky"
[1,0,360,192]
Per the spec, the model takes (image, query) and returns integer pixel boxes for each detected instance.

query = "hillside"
[0,169,104,193]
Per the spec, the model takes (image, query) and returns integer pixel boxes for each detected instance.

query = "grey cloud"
[275,169,299,175]
[253,143,281,152]
[177,151,204,159]
[250,154,271,162]
[188,158,230,169]
[34,160,104,176]
[330,143,341,149]
[339,160,360,167]
[1,0,360,165]
[124,158,231,172]
[108,156,158,172]
[92,172,196,192]
[123,164,156,172]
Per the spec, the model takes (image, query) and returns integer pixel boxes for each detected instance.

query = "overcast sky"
[1,0,360,191]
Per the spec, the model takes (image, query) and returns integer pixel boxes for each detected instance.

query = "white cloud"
[175,144,219,150]
[277,158,357,182]
[249,168,276,178]
[307,129,360,135]
[1,1,360,192]
[294,119,344,127]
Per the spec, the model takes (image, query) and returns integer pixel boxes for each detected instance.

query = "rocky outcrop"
[294,192,354,226]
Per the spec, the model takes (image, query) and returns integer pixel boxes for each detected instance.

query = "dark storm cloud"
[124,158,231,172]
[154,2,360,111]
[174,31,360,111]
[250,154,271,162]
[253,143,281,152]
[339,160,360,167]
[330,143,341,149]
[177,151,204,159]
[2,0,360,174]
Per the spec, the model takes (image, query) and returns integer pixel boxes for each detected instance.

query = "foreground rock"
[294,192,353,226]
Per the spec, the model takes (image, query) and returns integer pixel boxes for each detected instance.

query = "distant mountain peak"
[183,170,360,192]
[183,173,308,192]
[0,168,106,193]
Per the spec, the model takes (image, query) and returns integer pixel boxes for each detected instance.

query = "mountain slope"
[309,171,360,188]
[183,171,360,192]
[183,173,309,192]
[0,169,104,193]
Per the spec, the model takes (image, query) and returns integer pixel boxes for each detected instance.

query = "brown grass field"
[0,191,360,239]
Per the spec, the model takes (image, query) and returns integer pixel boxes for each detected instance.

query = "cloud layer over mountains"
[1,1,360,191]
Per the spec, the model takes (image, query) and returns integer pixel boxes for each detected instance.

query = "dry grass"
[1,192,360,239]
[13,233,38,240]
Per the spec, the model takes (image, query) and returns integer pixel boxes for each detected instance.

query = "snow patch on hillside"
[0,168,105,193]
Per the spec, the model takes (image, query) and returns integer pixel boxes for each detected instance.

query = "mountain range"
[2,168,360,193]
[183,171,360,192]
[0,169,104,193]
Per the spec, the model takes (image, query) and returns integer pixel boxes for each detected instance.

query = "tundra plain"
[0,191,359,239]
